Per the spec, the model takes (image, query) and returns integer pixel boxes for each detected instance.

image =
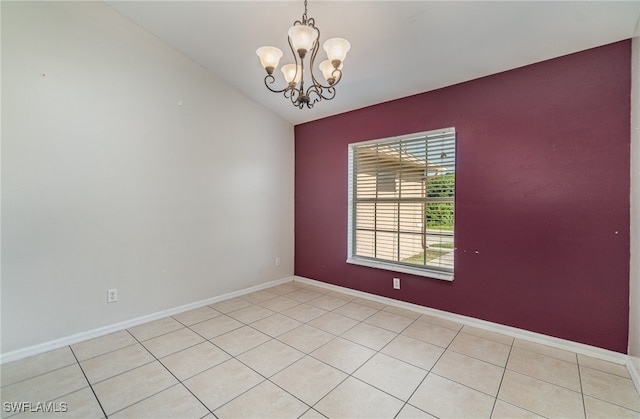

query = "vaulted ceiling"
[108,1,640,125]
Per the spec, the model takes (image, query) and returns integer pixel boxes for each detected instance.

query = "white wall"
[1,2,294,354]
[630,30,640,374]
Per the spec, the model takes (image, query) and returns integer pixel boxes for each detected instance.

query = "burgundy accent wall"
[294,41,631,353]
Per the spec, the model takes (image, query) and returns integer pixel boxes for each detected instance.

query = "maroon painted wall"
[294,40,631,353]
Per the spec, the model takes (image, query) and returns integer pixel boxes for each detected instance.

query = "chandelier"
[256,0,351,109]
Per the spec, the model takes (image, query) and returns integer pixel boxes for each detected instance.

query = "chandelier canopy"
[256,0,351,109]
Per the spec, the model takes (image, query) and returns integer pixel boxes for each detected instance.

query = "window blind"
[348,128,456,278]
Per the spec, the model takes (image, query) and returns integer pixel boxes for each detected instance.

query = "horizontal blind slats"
[350,127,455,274]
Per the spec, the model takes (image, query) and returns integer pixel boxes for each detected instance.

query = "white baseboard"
[0,276,294,365]
[293,275,631,367]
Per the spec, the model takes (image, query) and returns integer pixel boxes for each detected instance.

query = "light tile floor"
[2,281,640,418]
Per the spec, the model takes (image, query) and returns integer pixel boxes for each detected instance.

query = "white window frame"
[347,128,456,281]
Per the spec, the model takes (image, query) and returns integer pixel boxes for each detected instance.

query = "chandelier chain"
[302,0,308,23]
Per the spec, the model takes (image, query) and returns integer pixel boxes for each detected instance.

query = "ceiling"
[107,1,640,126]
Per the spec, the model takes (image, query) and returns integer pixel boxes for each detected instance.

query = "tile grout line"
[438,329,603,402]
[68,345,109,419]
[577,354,588,419]
[72,341,140,366]
[576,362,640,414]
[312,305,387,402]
[110,329,216,418]
[1,351,109,419]
[393,320,465,418]
[503,343,610,416]
[295,291,506,418]
[488,338,514,418]
[0,362,98,419]
[227,289,406,417]
[0,361,78,390]
[161,316,294,417]
[80,326,232,417]
[191,286,331,416]
[78,354,158,388]
[177,284,329,416]
[272,294,384,415]
[504,354,600,397]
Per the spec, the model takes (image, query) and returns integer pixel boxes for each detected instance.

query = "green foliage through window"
[425,173,454,229]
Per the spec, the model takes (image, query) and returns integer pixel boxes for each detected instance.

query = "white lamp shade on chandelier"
[287,24,318,56]
[323,38,351,66]
[256,46,283,74]
[319,59,342,84]
[281,64,303,84]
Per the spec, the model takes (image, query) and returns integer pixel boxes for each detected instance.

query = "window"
[347,128,456,281]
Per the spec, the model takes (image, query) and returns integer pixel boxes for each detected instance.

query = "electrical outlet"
[107,288,118,303]
[393,278,400,289]
[275,257,281,266]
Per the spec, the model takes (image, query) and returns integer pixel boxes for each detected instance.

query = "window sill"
[346,257,454,282]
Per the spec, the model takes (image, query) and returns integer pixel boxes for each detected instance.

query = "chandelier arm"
[287,34,303,90]
[306,83,337,102]
[321,67,344,89]
[330,68,344,86]
[299,47,306,95]
[305,88,322,108]
[286,87,300,106]
[307,29,324,88]
[263,74,290,94]
[309,45,344,91]
[309,68,345,92]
